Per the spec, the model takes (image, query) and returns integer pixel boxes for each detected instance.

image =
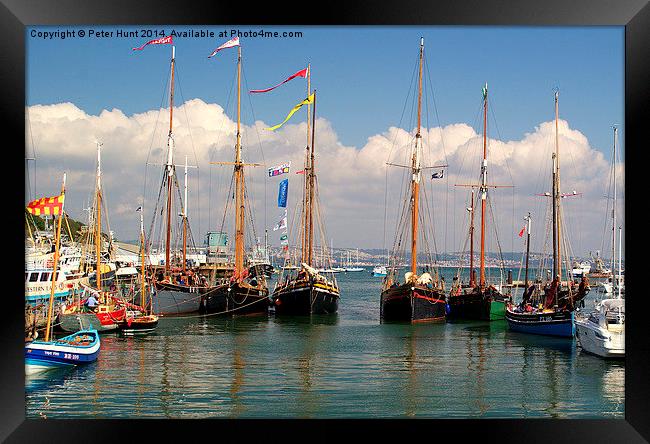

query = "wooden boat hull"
[200,283,269,316]
[380,284,446,323]
[505,307,574,337]
[25,329,100,374]
[119,315,159,335]
[272,281,340,315]
[153,282,203,316]
[57,307,126,333]
[447,287,509,321]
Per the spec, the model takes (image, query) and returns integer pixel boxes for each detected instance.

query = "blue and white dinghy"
[25,329,100,375]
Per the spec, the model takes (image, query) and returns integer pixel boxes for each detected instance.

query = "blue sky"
[27,26,624,157]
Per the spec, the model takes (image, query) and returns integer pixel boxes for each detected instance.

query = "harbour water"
[25,269,624,418]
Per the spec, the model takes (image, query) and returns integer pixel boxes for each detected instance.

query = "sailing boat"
[147,45,207,316]
[57,142,127,332]
[345,249,364,272]
[271,67,341,315]
[199,39,270,316]
[118,207,159,334]
[505,91,590,337]
[575,126,624,358]
[380,38,447,323]
[447,83,511,321]
[25,174,101,375]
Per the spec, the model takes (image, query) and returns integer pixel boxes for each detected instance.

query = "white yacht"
[575,298,625,358]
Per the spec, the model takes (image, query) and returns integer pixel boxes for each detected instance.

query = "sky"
[25,26,624,258]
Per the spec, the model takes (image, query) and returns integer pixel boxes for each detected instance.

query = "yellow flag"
[265,93,314,131]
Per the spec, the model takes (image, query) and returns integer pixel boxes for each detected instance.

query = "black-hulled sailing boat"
[148,45,207,316]
[505,91,590,337]
[447,84,511,321]
[380,38,446,323]
[271,79,341,315]
[199,39,270,316]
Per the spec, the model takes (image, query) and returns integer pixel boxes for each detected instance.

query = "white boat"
[371,265,387,277]
[25,268,88,305]
[571,260,591,277]
[575,298,625,358]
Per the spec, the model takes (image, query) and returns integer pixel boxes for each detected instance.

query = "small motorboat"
[25,329,100,375]
[575,298,624,358]
[119,313,159,335]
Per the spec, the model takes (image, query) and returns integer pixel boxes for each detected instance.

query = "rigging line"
[384,52,419,255]
[241,64,268,236]
[208,65,237,234]
[173,62,202,240]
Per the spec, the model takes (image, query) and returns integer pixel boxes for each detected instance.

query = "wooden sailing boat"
[58,142,127,332]
[199,41,270,316]
[271,80,341,315]
[119,207,159,334]
[149,45,207,316]
[505,91,590,337]
[25,174,101,375]
[447,83,511,321]
[380,38,447,323]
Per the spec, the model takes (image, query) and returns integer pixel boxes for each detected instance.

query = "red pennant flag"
[249,67,309,94]
[518,226,526,237]
[132,35,173,51]
[295,170,305,175]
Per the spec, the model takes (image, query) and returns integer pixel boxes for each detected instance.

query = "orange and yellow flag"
[26,194,65,217]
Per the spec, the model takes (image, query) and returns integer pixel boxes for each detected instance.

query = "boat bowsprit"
[25,329,100,375]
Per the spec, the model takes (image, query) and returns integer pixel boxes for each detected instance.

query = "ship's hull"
[153,282,203,316]
[575,318,625,358]
[380,284,446,323]
[119,315,159,335]
[272,281,340,315]
[505,307,575,337]
[200,282,269,316]
[447,287,508,321]
[25,329,100,375]
[57,307,126,333]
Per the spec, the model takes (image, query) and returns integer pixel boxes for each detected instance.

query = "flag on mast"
[27,194,65,216]
[273,209,288,231]
[265,93,315,131]
[249,67,309,94]
[132,35,173,51]
[208,36,240,58]
[518,226,526,237]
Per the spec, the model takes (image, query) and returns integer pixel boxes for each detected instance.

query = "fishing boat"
[57,142,127,332]
[25,174,101,375]
[371,265,387,277]
[142,45,209,316]
[380,38,447,323]
[199,38,269,316]
[119,207,159,335]
[506,92,590,337]
[271,66,341,315]
[447,84,511,321]
[588,250,611,277]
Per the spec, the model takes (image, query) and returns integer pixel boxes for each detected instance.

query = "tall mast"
[44,174,66,343]
[165,45,176,275]
[479,83,488,288]
[410,37,424,275]
[552,91,561,281]
[95,141,103,294]
[307,90,317,265]
[524,212,531,287]
[469,188,475,286]
[139,207,146,310]
[617,226,622,299]
[302,64,312,265]
[182,155,188,273]
[234,44,245,274]
[611,126,617,275]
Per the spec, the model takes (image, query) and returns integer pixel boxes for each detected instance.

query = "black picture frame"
[3,0,647,442]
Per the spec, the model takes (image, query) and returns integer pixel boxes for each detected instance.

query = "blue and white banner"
[277,178,289,208]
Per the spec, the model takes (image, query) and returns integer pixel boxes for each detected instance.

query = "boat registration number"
[63,353,80,360]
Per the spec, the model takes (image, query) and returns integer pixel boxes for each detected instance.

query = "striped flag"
[208,37,240,58]
[132,35,173,51]
[27,194,65,217]
[250,67,309,94]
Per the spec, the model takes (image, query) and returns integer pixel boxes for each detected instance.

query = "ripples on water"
[26,270,624,418]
